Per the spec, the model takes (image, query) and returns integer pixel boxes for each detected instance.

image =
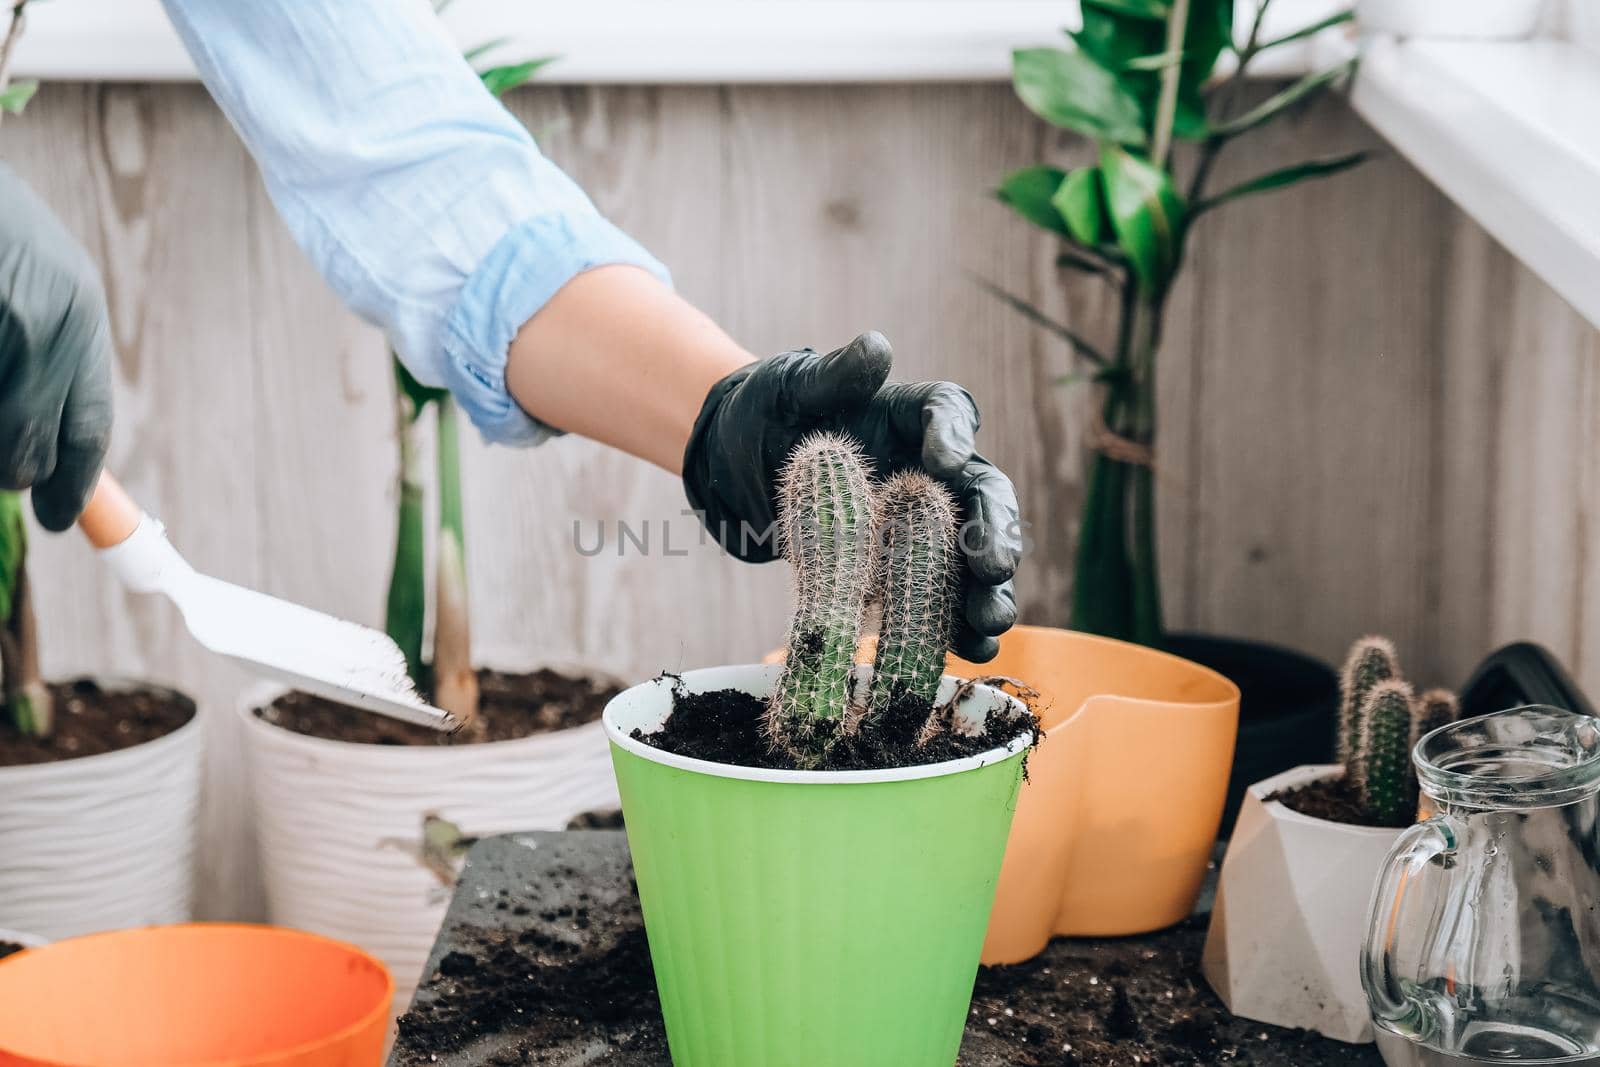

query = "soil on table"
[0,680,194,767]
[395,892,668,1064]
[633,679,1040,772]
[260,668,618,746]
[0,941,25,961]
[962,918,1380,1066]
[1267,775,1413,828]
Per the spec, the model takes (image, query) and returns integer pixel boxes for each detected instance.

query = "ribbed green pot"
[604,664,1029,1067]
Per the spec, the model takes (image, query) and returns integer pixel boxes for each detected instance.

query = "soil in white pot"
[636,680,1039,772]
[259,667,618,746]
[0,680,194,766]
[1268,775,1405,827]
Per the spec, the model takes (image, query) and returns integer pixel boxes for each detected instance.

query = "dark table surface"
[387,832,1383,1067]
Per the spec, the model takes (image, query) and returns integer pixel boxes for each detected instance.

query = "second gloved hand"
[0,164,114,531]
[682,331,1021,662]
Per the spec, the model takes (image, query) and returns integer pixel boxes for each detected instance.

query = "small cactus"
[869,471,960,717]
[1339,636,1399,763]
[1336,636,1461,824]
[766,433,876,766]
[1353,679,1417,826]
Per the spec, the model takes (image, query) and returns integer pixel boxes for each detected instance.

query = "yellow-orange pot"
[765,625,1239,964]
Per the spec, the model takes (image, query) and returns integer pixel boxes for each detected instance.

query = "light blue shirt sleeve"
[159,0,670,446]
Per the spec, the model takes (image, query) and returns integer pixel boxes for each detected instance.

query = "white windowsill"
[12,0,1340,83]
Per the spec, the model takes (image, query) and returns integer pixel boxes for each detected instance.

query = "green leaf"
[1123,49,1185,72]
[1194,150,1370,215]
[1051,167,1114,247]
[997,165,1070,236]
[0,80,38,115]
[1099,144,1186,294]
[1073,5,1166,71]
[0,493,25,623]
[1081,0,1170,19]
[1213,57,1357,138]
[1012,47,1148,146]
[478,57,556,97]
[1257,9,1356,52]
[462,37,510,64]
[972,276,1111,366]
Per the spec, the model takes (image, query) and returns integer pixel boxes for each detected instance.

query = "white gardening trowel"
[77,471,458,732]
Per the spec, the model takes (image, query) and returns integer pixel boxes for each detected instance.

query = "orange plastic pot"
[0,924,392,1067]
[765,625,1240,963]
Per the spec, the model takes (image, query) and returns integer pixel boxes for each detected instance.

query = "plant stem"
[1150,0,1193,167]
[1188,0,1272,203]
[431,397,479,727]
[0,540,51,736]
[385,360,429,688]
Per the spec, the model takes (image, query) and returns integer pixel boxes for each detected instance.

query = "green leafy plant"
[994,0,1365,646]
[1337,636,1460,825]
[384,10,553,729]
[0,0,50,738]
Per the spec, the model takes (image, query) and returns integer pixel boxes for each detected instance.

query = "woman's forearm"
[505,266,755,474]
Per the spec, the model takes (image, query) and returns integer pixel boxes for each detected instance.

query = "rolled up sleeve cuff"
[441,212,672,447]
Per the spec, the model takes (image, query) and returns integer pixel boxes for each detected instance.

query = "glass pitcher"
[1363,705,1600,1065]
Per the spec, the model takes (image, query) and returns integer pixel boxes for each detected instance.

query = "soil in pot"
[633,682,1039,772]
[260,667,618,746]
[1266,776,1399,827]
[0,680,195,767]
[0,942,24,961]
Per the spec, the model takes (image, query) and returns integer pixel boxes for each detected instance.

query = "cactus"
[1339,636,1399,763]
[1414,688,1459,741]
[1353,679,1417,826]
[1336,636,1461,824]
[869,471,960,716]
[766,433,876,765]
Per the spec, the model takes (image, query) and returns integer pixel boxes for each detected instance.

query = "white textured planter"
[239,660,620,1008]
[1202,765,1403,1044]
[1358,0,1544,40]
[0,680,202,941]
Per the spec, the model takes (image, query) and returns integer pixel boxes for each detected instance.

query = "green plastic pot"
[604,663,1030,1067]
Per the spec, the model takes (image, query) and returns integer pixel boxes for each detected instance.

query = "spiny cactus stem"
[869,471,959,721]
[1353,678,1416,826]
[1340,636,1399,769]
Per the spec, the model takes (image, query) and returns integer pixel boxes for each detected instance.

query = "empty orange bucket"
[0,924,392,1067]
[951,627,1239,962]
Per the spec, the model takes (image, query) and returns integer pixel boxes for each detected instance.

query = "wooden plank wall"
[3,82,1594,919]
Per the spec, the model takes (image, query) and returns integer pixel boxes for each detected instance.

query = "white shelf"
[1350,37,1600,330]
[14,0,1343,83]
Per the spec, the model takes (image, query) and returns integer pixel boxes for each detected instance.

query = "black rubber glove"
[683,331,1021,662]
[0,164,113,531]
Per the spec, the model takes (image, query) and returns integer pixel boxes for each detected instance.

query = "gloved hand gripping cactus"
[682,332,1021,663]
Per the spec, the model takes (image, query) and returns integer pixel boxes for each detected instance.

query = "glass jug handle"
[1362,815,1460,1035]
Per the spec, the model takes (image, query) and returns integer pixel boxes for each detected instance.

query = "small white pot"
[239,661,620,1008]
[1357,0,1545,40]
[1202,765,1403,1044]
[0,680,202,941]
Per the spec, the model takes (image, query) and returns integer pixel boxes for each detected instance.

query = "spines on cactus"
[869,471,959,716]
[1353,679,1417,826]
[1339,636,1399,763]
[766,432,876,766]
